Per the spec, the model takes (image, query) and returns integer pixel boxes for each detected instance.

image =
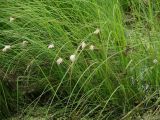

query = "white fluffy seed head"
[93,28,100,35]
[81,41,87,49]
[9,17,15,22]
[48,44,54,49]
[2,45,11,52]
[22,41,28,47]
[153,59,158,64]
[56,57,63,65]
[70,54,76,62]
[89,45,95,51]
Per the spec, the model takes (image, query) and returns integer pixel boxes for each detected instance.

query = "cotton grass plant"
[1,0,160,119]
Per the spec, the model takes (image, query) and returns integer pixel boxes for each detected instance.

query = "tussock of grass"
[1,0,160,119]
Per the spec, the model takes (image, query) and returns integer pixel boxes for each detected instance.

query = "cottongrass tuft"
[22,41,28,47]
[2,45,11,52]
[56,57,63,65]
[70,54,76,62]
[89,45,95,51]
[81,41,87,49]
[93,28,100,35]
[9,17,15,22]
[153,59,158,64]
[48,44,54,49]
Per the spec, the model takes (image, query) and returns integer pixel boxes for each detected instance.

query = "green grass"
[1,0,160,119]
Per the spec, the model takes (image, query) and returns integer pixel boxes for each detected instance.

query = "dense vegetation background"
[1,0,160,119]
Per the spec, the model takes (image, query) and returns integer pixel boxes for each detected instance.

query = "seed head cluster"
[2,28,98,65]
[2,45,11,52]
